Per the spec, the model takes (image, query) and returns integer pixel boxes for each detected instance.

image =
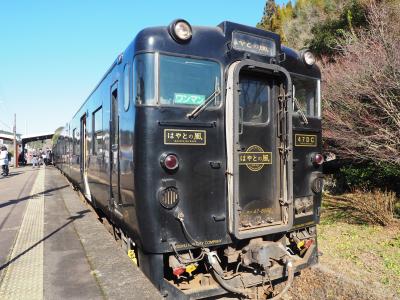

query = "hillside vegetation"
[258,0,400,172]
[258,1,400,296]
[257,0,366,54]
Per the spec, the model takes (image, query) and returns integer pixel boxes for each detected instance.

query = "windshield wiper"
[293,96,309,125]
[187,78,221,120]
[292,85,309,125]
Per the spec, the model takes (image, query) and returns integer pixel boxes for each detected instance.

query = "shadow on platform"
[0,184,69,210]
[0,209,90,271]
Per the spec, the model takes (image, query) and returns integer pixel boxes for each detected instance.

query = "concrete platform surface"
[0,166,161,300]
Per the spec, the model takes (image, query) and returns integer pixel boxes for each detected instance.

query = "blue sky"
[0,0,286,135]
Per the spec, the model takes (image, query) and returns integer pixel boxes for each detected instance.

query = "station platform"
[0,166,161,300]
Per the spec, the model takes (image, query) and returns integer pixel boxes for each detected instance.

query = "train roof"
[126,20,320,78]
[73,21,320,120]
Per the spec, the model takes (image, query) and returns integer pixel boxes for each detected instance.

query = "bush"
[339,162,400,194]
[348,190,397,226]
[326,190,398,226]
[395,201,400,219]
[322,1,400,165]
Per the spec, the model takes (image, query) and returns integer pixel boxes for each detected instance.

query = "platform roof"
[21,132,54,144]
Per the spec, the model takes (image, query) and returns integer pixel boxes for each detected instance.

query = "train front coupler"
[205,239,295,299]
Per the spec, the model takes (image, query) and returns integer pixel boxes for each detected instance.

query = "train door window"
[133,53,155,105]
[111,88,118,146]
[75,128,80,156]
[92,107,103,155]
[292,75,320,118]
[123,64,130,111]
[72,128,77,155]
[239,73,270,124]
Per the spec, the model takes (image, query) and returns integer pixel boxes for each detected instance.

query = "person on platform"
[18,151,27,166]
[32,153,38,168]
[0,146,10,176]
[41,151,46,166]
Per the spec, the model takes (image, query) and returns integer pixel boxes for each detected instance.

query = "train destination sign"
[164,129,206,145]
[232,32,276,57]
[295,134,317,147]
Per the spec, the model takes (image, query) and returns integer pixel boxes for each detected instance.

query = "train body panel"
[53,20,323,299]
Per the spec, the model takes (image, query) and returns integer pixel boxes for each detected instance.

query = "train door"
[226,60,293,239]
[109,82,121,213]
[80,114,91,201]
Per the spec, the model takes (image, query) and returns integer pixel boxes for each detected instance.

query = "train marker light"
[161,153,179,171]
[169,19,192,42]
[312,153,324,166]
[302,50,316,66]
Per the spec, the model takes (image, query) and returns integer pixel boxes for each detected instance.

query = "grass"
[318,193,400,296]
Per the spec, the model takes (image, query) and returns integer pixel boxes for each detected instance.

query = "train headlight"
[159,186,179,209]
[311,177,324,194]
[169,19,192,42]
[302,50,316,66]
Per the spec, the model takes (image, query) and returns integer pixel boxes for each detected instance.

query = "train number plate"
[164,129,206,145]
[295,134,317,147]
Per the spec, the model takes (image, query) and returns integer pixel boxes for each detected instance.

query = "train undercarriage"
[109,215,318,300]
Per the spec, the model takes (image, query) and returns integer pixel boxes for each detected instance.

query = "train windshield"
[292,75,320,118]
[159,55,221,106]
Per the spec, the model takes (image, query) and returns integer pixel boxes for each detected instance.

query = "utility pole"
[13,113,18,168]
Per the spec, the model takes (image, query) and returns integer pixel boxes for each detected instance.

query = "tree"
[52,126,64,145]
[257,0,349,50]
[309,0,367,57]
[257,0,277,30]
[322,1,400,165]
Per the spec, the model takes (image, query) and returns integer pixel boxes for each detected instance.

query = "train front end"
[132,20,322,299]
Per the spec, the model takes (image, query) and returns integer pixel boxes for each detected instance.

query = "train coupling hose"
[205,249,250,298]
[269,257,294,300]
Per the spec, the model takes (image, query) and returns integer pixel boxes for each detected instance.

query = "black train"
[53,20,324,299]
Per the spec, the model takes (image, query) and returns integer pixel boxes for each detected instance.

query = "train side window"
[133,53,155,105]
[92,107,103,155]
[292,75,320,118]
[123,64,130,111]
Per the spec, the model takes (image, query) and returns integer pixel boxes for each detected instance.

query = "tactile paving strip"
[0,168,45,299]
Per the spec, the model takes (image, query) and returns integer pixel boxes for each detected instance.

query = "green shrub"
[309,0,368,56]
[339,162,400,194]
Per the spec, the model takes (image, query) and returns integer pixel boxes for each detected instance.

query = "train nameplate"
[232,31,276,57]
[239,145,272,172]
[164,129,206,145]
[174,239,223,250]
[295,134,317,147]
